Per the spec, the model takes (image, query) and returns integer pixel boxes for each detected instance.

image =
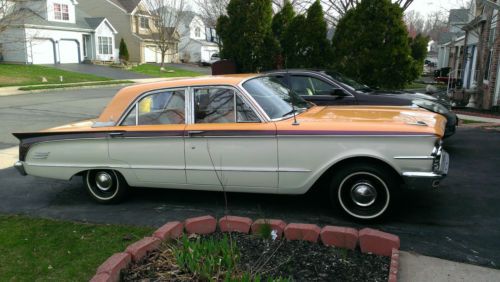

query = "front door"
[184,86,278,192]
[83,35,91,60]
[108,88,187,185]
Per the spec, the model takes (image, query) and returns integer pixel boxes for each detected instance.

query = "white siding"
[94,21,116,61]
[46,0,76,24]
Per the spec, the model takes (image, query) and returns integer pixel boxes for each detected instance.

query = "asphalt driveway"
[0,87,499,269]
[45,64,152,79]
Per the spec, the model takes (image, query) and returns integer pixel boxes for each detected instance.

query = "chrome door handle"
[187,130,205,136]
[109,132,125,138]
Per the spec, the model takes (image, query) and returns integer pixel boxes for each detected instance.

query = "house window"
[140,17,149,29]
[54,3,69,21]
[98,37,113,55]
[195,27,200,38]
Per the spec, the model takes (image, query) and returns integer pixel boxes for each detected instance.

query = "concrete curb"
[90,215,400,282]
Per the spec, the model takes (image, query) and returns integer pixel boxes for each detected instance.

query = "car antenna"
[285,69,300,126]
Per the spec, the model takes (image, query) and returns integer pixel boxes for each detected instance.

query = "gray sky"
[404,0,471,18]
[187,0,471,19]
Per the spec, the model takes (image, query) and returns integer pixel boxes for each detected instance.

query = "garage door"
[144,45,158,63]
[59,40,80,64]
[31,39,55,64]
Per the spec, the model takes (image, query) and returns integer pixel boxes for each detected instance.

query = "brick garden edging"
[90,215,400,282]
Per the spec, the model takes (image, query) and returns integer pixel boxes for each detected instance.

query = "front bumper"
[14,161,27,176]
[402,149,449,190]
[443,112,458,138]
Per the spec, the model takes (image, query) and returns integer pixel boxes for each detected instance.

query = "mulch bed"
[123,232,390,281]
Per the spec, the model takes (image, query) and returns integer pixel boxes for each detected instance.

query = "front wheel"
[84,170,128,204]
[330,164,396,220]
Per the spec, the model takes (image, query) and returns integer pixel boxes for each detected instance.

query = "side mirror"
[331,88,347,96]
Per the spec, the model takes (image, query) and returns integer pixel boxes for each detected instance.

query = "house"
[461,0,500,109]
[78,0,179,64]
[0,0,118,64]
[177,11,219,64]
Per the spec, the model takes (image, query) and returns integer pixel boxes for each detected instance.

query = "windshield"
[242,76,310,120]
[325,71,371,92]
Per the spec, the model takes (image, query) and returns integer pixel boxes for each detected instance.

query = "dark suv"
[264,69,457,138]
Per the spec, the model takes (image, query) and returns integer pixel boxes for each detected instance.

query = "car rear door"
[108,88,187,186]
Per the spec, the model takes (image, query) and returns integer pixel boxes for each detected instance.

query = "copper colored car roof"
[97,74,258,123]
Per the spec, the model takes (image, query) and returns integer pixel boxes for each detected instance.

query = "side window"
[290,75,336,96]
[289,76,314,96]
[194,87,259,123]
[236,96,259,122]
[309,77,336,95]
[121,89,185,126]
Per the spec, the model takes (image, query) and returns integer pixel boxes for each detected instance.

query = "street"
[0,87,499,269]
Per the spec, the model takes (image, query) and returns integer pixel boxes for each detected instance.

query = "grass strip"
[19,80,133,91]
[129,64,204,78]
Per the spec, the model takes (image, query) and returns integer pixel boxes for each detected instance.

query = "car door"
[108,88,187,186]
[287,74,356,106]
[184,86,278,192]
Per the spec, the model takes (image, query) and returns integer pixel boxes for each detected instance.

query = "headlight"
[412,99,448,115]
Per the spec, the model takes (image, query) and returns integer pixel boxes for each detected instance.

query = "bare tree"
[194,0,229,28]
[404,10,425,35]
[272,0,311,13]
[145,0,186,68]
[320,0,415,25]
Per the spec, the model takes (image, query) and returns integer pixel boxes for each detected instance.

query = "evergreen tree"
[331,0,414,89]
[281,0,331,68]
[118,38,129,62]
[217,0,277,72]
[302,0,332,68]
[272,0,295,68]
[409,33,429,79]
[282,14,307,68]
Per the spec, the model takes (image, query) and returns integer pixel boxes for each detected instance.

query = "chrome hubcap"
[350,182,377,207]
[95,172,113,191]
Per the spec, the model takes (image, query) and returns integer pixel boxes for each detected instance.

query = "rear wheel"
[84,170,128,204]
[330,164,396,220]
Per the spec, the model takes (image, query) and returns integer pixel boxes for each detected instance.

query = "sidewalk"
[457,114,500,123]
[399,251,500,282]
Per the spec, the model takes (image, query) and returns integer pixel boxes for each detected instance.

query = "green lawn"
[130,64,204,78]
[461,119,486,124]
[0,214,153,281]
[0,64,110,87]
[404,82,427,89]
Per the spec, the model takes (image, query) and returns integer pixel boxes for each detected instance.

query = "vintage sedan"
[13,75,450,220]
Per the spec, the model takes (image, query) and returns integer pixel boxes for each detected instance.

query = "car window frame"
[187,85,264,124]
[118,87,188,126]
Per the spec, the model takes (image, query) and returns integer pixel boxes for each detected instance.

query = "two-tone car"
[13,74,450,220]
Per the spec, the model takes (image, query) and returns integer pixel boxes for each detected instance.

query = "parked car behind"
[264,69,458,138]
[13,74,449,220]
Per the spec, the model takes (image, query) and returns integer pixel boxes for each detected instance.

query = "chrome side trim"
[26,163,130,169]
[402,171,442,177]
[23,163,311,173]
[394,156,434,159]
